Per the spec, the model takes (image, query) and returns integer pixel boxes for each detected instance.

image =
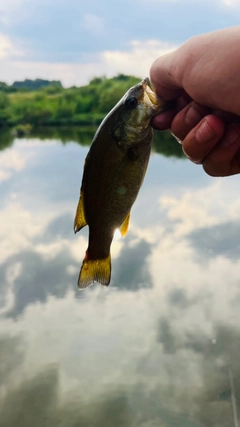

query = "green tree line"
[0,75,184,158]
[0,75,140,127]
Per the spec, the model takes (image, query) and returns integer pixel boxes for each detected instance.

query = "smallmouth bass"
[74,77,169,288]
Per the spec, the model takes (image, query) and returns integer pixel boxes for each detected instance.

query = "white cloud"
[0,58,100,87]
[0,148,27,183]
[0,34,13,58]
[102,39,177,78]
[220,0,240,6]
[0,142,64,262]
[0,0,28,11]
[0,0,31,25]
[0,33,25,59]
[0,138,55,185]
[0,39,177,86]
[138,0,240,5]
[0,204,43,262]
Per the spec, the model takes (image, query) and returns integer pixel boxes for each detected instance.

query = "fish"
[74,77,169,288]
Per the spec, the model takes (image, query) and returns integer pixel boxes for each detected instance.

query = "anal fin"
[119,212,130,237]
[74,191,87,233]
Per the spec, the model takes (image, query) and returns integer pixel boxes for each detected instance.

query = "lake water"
[0,128,240,426]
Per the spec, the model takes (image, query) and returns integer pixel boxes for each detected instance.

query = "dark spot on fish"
[128,147,139,161]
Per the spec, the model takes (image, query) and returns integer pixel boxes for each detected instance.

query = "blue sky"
[0,0,240,86]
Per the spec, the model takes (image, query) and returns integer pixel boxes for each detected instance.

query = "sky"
[0,0,240,86]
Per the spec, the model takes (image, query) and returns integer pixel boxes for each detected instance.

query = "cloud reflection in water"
[0,132,240,426]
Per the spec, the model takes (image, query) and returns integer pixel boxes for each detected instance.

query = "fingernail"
[220,126,239,147]
[185,105,203,126]
[171,131,182,145]
[195,119,216,144]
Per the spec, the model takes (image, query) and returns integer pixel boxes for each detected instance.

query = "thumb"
[150,52,183,100]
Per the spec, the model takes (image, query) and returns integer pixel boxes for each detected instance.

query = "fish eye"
[125,97,138,109]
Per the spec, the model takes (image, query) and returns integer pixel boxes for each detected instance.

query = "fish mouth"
[142,77,161,106]
[142,77,175,112]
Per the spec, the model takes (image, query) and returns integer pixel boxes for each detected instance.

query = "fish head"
[112,77,170,145]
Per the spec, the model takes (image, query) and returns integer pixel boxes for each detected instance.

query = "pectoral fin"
[78,254,111,288]
[74,191,87,233]
[119,212,130,237]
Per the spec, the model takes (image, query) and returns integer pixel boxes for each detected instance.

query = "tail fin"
[78,255,111,289]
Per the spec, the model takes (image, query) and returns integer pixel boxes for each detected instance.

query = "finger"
[212,109,240,126]
[150,52,183,100]
[203,124,240,176]
[152,96,190,131]
[171,102,211,141]
[181,115,225,164]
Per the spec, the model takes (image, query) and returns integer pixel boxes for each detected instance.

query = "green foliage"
[13,123,32,137]
[0,74,186,160]
[89,76,106,85]
[98,84,126,113]
[0,75,171,131]
[29,126,96,146]
[0,82,8,91]
[75,95,93,114]
[0,92,10,109]
[43,85,63,95]
[0,129,14,150]
[153,130,185,158]
[0,93,10,126]
[1,125,184,159]
[12,78,63,91]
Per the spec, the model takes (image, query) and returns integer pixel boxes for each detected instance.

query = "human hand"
[150,27,240,176]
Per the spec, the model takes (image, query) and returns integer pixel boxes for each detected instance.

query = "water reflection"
[0,127,184,158]
[112,234,153,290]
[188,220,240,260]
[0,127,240,426]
